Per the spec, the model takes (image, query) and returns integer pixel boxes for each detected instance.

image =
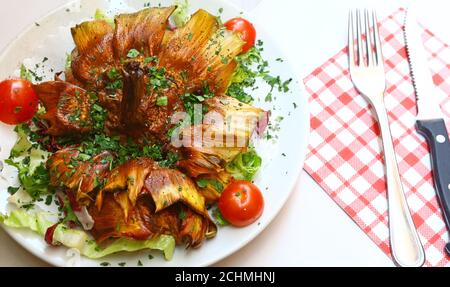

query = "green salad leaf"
[172,0,190,27]
[0,210,176,260]
[226,149,262,181]
[6,124,52,199]
[20,64,33,82]
[212,207,229,226]
[94,9,114,26]
[10,124,32,158]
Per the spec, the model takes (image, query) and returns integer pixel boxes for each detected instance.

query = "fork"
[348,9,425,267]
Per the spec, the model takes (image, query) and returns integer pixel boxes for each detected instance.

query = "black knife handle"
[416,119,450,232]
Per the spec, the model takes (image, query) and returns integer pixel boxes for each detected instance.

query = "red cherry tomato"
[224,18,256,54]
[0,79,38,125]
[218,180,264,227]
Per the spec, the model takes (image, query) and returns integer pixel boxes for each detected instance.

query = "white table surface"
[1,0,450,267]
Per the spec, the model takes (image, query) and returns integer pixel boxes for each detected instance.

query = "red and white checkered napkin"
[303,8,450,266]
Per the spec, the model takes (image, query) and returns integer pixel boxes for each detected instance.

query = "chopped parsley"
[106,67,123,92]
[144,56,158,65]
[90,102,107,131]
[147,66,171,92]
[19,64,43,82]
[7,186,20,195]
[212,206,229,226]
[180,83,214,123]
[156,96,168,106]
[196,178,224,193]
[60,134,178,169]
[178,209,186,220]
[45,194,53,205]
[127,48,140,58]
[226,40,292,104]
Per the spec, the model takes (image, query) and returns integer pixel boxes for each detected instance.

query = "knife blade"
[404,7,450,255]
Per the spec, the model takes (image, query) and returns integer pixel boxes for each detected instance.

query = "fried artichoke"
[35,6,265,250]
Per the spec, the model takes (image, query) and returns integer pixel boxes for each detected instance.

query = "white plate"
[0,0,309,267]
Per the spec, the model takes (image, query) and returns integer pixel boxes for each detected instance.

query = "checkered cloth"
[303,8,450,266]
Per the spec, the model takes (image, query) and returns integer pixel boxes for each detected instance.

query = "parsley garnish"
[7,186,20,195]
[226,41,292,104]
[147,66,170,92]
[212,207,229,226]
[178,209,186,220]
[156,96,168,106]
[127,49,140,58]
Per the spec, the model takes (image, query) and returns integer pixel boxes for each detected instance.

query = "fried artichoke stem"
[121,61,146,129]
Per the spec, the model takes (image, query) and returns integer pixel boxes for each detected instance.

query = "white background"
[1,0,450,267]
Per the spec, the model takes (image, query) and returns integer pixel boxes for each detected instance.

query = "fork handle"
[372,98,425,267]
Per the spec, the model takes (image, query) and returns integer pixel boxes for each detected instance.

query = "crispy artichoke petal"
[159,9,243,92]
[177,95,265,176]
[47,148,113,205]
[144,168,205,214]
[102,158,156,206]
[70,20,115,86]
[196,171,232,203]
[114,6,176,58]
[143,168,217,242]
[34,81,92,135]
[89,193,154,242]
[90,193,213,247]
[177,147,225,177]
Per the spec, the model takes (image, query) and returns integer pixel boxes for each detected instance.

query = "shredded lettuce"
[65,53,72,70]
[0,210,176,260]
[94,9,115,26]
[20,64,33,82]
[172,0,190,27]
[5,124,51,199]
[10,124,32,158]
[0,209,52,234]
[226,149,262,181]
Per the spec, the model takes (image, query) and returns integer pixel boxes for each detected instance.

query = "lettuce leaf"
[172,0,190,27]
[6,125,51,200]
[94,9,115,27]
[10,124,32,158]
[226,149,262,181]
[0,210,176,260]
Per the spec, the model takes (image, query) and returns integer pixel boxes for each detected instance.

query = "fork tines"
[348,9,383,68]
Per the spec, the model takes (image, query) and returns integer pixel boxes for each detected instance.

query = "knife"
[404,7,450,255]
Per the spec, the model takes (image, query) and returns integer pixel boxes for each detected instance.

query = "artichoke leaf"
[34,81,92,135]
[113,6,176,58]
[101,158,156,206]
[70,20,115,86]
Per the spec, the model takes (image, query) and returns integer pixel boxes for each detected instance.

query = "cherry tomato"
[224,18,256,54]
[0,79,39,125]
[218,180,264,227]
